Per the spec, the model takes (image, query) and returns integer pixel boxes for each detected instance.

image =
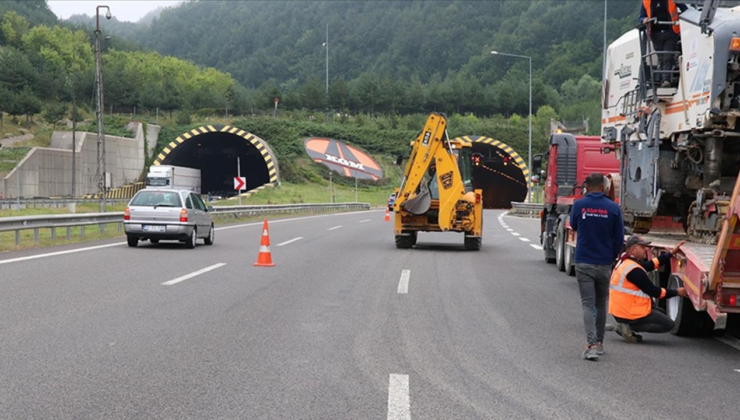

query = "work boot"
[593,342,604,355]
[605,323,616,332]
[615,323,641,344]
[582,345,599,361]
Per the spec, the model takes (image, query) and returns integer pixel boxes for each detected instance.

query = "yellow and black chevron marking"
[453,136,530,185]
[84,182,145,200]
[153,125,278,184]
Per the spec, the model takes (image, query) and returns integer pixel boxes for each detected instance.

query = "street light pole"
[325,23,329,96]
[491,50,533,202]
[95,5,111,211]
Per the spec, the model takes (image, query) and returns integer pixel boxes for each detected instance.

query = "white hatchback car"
[124,188,215,248]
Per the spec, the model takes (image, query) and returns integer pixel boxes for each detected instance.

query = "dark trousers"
[616,309,675,333]
[651,30,679,83]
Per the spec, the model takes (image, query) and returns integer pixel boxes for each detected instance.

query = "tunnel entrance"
[453,136,529,209]
[154,125,279,197]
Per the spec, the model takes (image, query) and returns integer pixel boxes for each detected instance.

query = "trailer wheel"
[464,234,482,251]
[667,275,702,336]
[564,243,575,276]
[555,221,565,272]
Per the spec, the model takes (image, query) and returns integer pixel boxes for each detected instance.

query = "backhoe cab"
[393,113,483,250]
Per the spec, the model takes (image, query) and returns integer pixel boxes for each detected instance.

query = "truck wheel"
[647,271,665,311]
[667,275,702,336]
[543,216,556,264]
[555,221,565,272]
[127,235,138,247]
[395,233,415,249]
[464,234,482,251]
[564,244,575,276]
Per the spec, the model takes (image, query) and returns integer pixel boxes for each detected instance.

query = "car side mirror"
[532,154,543,173]
[207,205,214,212]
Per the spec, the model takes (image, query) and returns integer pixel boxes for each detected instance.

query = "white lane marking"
[360,219,371,223]
[715,336,740,351]
[216,210,373,231]
[519,237,530,242]
[506,229,514,232]
[162,263,227,286]
[398,270,411,294]
[276,237,303,247]
[735,369,740,373]
[530,244,543,250]
[501,225,508,228]
[0,242,124,265]
[511,232,520,236]
[387,374,410,420]
[327,225,343,231]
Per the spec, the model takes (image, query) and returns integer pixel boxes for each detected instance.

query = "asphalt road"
[0,210,738,419]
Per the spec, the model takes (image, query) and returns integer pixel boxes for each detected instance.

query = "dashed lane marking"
[506,229,514,232]
[530,244,543,250]
[276,237,303,247]
[715,336,740,352]
[398,270,410,294]
[512,232,520,236]
[162,263,227,286]
[360,219,371,223]
[519,237,530,242]
[327,225,343,231]
[387,374,411,420]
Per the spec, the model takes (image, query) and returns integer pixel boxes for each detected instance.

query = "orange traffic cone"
[254,219,275,267]
[384,207,391,222]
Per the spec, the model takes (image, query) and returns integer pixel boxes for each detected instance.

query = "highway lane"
[0,209,738,419]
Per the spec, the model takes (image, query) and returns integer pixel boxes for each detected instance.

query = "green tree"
[0,11,29,48]
[42,102,67,127]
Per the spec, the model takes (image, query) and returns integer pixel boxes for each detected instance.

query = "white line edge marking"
[162,263,227,286]
[327,225,343,231]
[0,242,124,265]
[519,237,531,242]
[0,210,373,265]
[387,374,410,420]
[398,269,410,294]
[530,244,543,250]
[715,336,740,351]
[276,237,303,247]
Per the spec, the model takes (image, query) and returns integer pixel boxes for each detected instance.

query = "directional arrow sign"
[234,177,246,191]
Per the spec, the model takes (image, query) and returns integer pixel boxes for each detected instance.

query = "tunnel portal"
[453,136,529,209]
[154,125,279,197]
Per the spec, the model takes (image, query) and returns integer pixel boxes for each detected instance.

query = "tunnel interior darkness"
[159,132,271,196]
[470,143,528,209]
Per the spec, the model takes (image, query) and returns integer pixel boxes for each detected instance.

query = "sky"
[47,1,184,23]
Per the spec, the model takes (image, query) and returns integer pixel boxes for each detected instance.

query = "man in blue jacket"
[570,173,624,361]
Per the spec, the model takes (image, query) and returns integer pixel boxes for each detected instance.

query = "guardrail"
[0,199,129,210]
[509,202,540,217]
[0,203,370,247]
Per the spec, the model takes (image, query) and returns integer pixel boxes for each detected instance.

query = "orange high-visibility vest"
[609,257,667,320]
[643,0,681,34]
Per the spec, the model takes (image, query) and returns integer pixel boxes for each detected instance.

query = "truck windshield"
[457,149,474,192]
[146,178,170,187]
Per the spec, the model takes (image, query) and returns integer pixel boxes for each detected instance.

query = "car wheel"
[127,235,138,247]
[204,225,215,245]
[186,228,197,249]
[150,239,160,244]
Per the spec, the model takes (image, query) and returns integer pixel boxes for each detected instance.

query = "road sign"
[234,177,246,191]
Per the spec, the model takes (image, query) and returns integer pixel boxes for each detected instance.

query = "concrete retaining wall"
[0,122,160,199]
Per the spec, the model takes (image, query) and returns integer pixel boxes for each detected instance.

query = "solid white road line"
[360,219,372,223]
[530,244,543,250]
[0,242,124,265]
[161,263,227,286]
[387,374,411,420]
[398,270,410,294]
[715,336,740,351]
[519,237,530,242]
[276,237,303,247]
[327,225,343,231]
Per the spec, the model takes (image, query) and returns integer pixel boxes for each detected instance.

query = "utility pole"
[94,5,111,212]
[325,23,329,96]
[237,156,242,206]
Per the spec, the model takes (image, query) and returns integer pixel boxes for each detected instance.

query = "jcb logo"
[440,171,454,189]
[325,154,365,170]
[422,131,431,146]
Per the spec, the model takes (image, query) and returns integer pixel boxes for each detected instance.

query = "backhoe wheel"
[395,232,416,249]
[464,234,482,251]
[555,221,565,272]
[667,275,702,336]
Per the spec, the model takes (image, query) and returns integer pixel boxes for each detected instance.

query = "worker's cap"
[625,235,651,249]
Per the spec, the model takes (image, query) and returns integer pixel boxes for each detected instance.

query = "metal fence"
[509,202,540,217]
[0,199,129,210]
[0,203,370,247]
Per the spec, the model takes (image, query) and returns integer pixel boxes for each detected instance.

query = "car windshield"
[130,191,182,207]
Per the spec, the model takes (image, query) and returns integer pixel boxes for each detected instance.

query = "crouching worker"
[609,235,688,343]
